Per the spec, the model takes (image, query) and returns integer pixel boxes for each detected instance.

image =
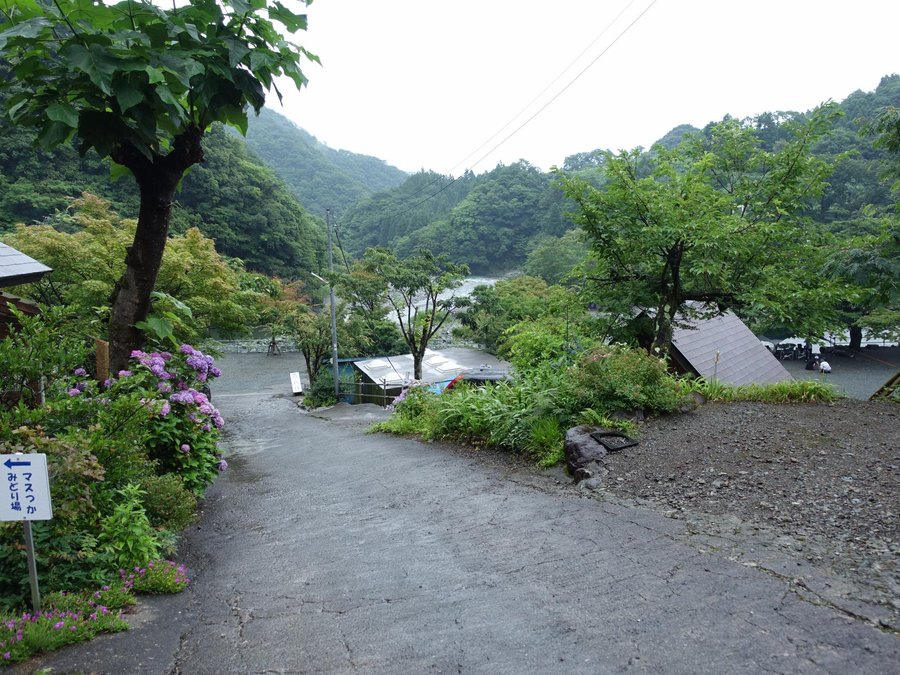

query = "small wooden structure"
[0,242,52,338]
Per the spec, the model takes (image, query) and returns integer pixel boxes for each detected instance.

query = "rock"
[564,426,608,478]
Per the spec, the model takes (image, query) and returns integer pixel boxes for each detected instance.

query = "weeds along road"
[19,353,899,674]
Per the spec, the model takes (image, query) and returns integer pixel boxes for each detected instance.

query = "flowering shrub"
[97,344,226,493]
[0,559,186,664]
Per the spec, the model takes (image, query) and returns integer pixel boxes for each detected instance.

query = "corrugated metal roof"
[0,242,52,287]
[353,349,467,387]
[672,310,792,386]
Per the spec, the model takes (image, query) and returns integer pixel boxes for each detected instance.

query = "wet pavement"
[12,353,899,674]
[779,346,898,400]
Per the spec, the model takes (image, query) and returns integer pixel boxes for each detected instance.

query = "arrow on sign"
[3,458,31,469]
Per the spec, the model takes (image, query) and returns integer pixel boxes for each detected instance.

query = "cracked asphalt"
[14,353,899,674]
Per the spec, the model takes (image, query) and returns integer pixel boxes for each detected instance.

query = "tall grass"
[686,377,838,403]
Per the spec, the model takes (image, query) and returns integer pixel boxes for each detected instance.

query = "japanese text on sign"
[1,454,52,522]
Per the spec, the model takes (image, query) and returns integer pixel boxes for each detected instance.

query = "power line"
[465,0,658,174]
[390,0,658,217]
[377,1,647,212]
[443,0,643,177]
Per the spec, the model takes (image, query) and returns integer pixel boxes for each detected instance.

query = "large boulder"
[564,426,607,478]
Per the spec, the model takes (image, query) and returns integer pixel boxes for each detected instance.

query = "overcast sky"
[272,0,900,176]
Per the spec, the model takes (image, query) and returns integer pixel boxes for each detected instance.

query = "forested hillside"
[0,98,325,280]
[242,109,408,218]
[338,75,900,274]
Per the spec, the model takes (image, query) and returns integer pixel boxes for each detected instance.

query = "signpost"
[2,453,53,612]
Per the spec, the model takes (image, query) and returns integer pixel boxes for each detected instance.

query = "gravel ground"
[599,399,900,629]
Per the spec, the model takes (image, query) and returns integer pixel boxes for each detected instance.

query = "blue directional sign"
[1,454,52,521]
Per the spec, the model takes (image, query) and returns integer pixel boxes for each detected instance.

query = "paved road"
[17,354,899,674]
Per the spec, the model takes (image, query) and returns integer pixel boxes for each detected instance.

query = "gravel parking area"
[601,399,900,630]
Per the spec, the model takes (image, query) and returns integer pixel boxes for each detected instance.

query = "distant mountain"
[338,75,900,274]
[242,109,408,219]
[0,94,325,281]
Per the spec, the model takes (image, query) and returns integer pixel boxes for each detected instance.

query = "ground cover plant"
[0,560,189,663]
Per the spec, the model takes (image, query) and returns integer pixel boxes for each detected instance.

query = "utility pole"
[326,209,339,398]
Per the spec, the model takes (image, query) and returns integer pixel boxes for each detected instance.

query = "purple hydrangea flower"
[130,349,146,359]
[217,459,228,471]
[73,367,88,377]
[180,443,190,453]
[67,388,81,397]
[159,402,171,417]
[179,344,194,354]
[158,381,173,394]
[117,370,133,378]
[169,390,195,405]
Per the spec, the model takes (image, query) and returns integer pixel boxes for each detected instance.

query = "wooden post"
[95,338,109,382]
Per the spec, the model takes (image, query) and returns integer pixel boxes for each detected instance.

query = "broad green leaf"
[135,316,174,340]
[46,101,79,128]
[0,16,51,50]
[145,66,166,84]
[270,3,308,33]
[109,162,133,182]
[114,84,144,113]
[224,36,251,67]
[36,120,72,149]
[62,42,119,95]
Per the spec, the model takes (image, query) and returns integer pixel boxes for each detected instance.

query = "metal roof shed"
[670,310,792,386]
[0,242,52,288]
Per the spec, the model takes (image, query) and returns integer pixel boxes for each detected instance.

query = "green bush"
[95,484,161,574]
[139,474,197,532]
[0,429,107,610]
[305,368,338,408]
[567,345,684,416]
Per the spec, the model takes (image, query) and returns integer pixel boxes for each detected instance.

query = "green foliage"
[455,277,581,355]
[0,429,107,606]
[0,598,129,664]
[523,230,589,285]
[172,125,327,280]
[138,474,197,533]
[1,561,186,663]
[560,105,844,352]
[5,195,268,340]
[123,560,190,595]
[243,109,408,218]
[0,306,91,407]
[95,485,161,574]
[0,316,218,609]
[305,368,338,409]
[567,346,684,416]
[0,0,316,160]
[355,248,469,379]
[685,377,839,403]
[501,316,600,371]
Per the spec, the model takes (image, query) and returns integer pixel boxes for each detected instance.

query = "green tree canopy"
[353,248,468,380]
[559,105,844,353]
[0,0,316,370]
[4,194,266,342]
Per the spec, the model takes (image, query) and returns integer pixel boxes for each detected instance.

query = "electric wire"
[390,0,658,217]
[376,0,646,211]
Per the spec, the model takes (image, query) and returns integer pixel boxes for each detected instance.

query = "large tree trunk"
[848,325,863,351]
[108,128,204,373]
[108,179,177,372]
